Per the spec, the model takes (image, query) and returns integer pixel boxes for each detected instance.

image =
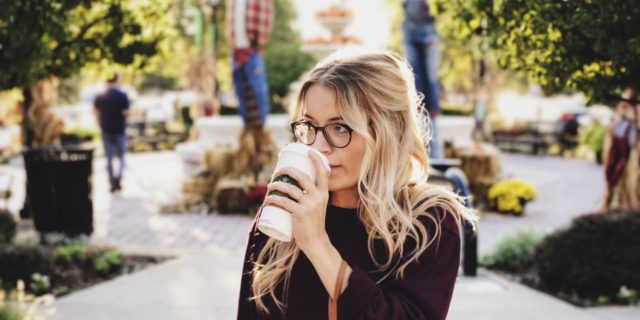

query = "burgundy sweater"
[237,204,461,319]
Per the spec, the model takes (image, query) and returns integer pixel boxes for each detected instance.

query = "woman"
[237,52,475,319]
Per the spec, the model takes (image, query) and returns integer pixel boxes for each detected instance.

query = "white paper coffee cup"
[257,143,330,242]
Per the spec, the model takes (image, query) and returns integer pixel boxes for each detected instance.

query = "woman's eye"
[331,125,349,133]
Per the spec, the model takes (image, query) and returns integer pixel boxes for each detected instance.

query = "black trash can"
[23,144,94,236]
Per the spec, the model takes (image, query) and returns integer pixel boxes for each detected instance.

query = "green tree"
[383,0,404,55]
[88,1,231,94]
[0,0,169,143]
[385,0,497,102]
[441,0,640,104]
[0,0,169,90]
[264,0,314,113]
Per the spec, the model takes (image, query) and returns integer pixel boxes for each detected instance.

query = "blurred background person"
[94,72,130,193]
[402,0,443,159]
[603,89,638,209]
[559,113,580,157]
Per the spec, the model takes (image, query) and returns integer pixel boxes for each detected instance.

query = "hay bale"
[454,145,501,183]
[203,146,236,177]
[233,127,278,178]
[181,175,214,195]
[215,177,250,214]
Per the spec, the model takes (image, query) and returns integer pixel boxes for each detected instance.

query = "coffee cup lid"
[283,143,331,173]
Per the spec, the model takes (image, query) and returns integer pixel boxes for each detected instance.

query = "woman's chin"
[328,180,357,193]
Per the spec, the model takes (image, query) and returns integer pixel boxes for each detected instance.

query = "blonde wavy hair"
[251,51,476,314]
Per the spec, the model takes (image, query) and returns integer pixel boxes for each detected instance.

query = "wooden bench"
[127,121,188,151]
[493,128,556,155]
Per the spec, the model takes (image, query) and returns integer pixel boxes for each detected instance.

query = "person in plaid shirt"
[230,0,273,128]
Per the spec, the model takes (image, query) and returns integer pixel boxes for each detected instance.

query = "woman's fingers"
[268,181,306,202]
[273,167,316,194]
[263,194,299,213]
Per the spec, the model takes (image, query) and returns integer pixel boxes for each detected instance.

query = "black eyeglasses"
[291,120,354,148]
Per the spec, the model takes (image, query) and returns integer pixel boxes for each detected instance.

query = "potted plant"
[487,179,537,215]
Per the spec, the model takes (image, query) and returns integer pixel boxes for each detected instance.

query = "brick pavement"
[90,151,255,256]
[98,152,606,257]
[1,151,254,256]
[90,152,607,257]
[2,151,606,256]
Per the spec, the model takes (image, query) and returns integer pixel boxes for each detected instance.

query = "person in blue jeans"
[233,51,270,127]
[94,73,130,193]
[403,0,443,159]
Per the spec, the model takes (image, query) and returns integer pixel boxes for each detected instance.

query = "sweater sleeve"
[337,214,462,320]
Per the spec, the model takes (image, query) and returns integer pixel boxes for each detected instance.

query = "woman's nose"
[311,129,333,154]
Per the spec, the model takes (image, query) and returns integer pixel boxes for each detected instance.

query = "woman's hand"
[263,152,351,298]
[262,151,331,253]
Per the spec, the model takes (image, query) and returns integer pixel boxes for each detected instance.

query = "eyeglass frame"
[290,120,354,148]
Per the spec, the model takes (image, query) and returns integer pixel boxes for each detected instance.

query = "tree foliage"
[79,1,229,93]
[385,0,493,97]
[439,0,640,104]
[263,0,314,112]
[0,0,170,90]
[432,0,488,95]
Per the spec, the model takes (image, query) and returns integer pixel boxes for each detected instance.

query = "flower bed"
[481,211,640,306]
[0,243,168,298]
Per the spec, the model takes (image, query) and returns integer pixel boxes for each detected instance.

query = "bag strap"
[328,259,348,320]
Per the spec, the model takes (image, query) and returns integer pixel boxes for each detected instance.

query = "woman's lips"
[330,165,341,169]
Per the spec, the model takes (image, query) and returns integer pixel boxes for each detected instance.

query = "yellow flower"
[488,179,537,214]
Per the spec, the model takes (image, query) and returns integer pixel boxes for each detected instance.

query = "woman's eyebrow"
[302,114,344,122]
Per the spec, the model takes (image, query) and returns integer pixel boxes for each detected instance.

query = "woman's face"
[301,84,367,193]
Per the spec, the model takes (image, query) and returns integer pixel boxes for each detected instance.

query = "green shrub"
[534,211,640,299]
[54,244,86,264]
[0,246,54,291]
[617,286,639,305]
[55,244,124,274]
[480,230,542,272]
[30,273,51,295]
[84,247,123,274]
[581,124,607,153]
[0,210,17,245]
[63,126,100,142]
[0,304,23,320]
[441,101,473,116]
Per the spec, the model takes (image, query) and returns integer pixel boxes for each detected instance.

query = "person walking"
[402,0,443,159]
[94,72,130,193]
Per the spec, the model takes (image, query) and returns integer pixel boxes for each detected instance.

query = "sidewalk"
[450,272,639,320]
[1,151,635,319]
[37,254,637,320]
[38,253,243,320]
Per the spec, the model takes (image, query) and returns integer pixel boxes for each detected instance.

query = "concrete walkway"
[1,151,636,319]
[37,253,638,320]
[38,253,243,320]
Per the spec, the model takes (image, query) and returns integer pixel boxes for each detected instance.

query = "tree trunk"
[21,86,34,147]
